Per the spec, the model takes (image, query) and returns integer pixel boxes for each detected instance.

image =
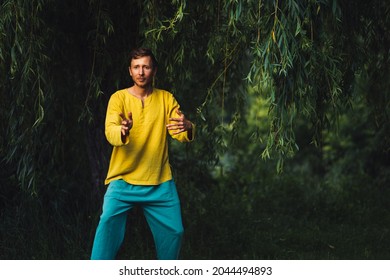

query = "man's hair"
[129,48,158,68]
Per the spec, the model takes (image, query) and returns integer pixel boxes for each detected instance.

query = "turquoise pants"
[91,179,184,260]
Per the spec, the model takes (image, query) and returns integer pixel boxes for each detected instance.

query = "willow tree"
[1,0,389,192]
[141,0,389,171]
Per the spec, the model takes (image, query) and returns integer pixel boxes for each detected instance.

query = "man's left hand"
[166,109,192,135]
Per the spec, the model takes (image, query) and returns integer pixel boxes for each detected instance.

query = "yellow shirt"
[104,88,194,185]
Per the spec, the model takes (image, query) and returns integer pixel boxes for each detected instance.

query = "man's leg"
[142,180,184,260]
[91,180,133,260]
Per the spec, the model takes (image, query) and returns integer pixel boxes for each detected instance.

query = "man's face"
[129,56,156,88]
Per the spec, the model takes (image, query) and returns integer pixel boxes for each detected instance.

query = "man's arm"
[105,94,131,146]
[166,109,194,141]
[119,112,133,143]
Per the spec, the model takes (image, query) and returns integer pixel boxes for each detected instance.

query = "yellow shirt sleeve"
[105,92,130,146]
[166,95,195,143]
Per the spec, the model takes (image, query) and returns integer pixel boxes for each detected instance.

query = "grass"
[1,165,389,260]
[177,169,390,260]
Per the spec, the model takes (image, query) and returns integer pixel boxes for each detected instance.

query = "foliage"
[139,0,389,172]
[0,0,389,259]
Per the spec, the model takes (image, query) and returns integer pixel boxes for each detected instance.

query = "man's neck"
[129,85,153,100]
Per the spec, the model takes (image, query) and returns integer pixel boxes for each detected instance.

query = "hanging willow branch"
[1,0,50,191]
[139,0,347,171]
[79,0,114,123]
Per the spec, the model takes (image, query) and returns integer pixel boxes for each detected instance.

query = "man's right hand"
[119,112,133,137]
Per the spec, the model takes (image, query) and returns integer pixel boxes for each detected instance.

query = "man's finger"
[171,129,185,135]
[128,112,133,121]
[166,123,178,129]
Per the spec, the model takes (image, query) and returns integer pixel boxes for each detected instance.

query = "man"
[91,48,194,260]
